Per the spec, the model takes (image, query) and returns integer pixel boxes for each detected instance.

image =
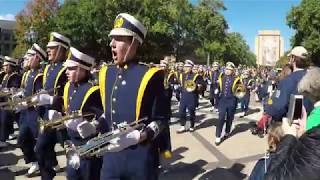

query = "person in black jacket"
[265,124,320,180]
[249,122,283,180]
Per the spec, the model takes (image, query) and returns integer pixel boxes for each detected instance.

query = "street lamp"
[24,25,38,45]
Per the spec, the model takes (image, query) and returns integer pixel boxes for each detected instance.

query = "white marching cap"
[64,47,95,70]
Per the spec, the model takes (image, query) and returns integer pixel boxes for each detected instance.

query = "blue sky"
[0,0,300,52]
[193,0,301,52]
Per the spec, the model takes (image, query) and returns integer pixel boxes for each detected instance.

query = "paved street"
[0,95,266,180]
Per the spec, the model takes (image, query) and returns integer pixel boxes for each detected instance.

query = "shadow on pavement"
[161,146,188,165]
[229,123,252,138]
[0,152,19,166]
[198,163,247,180]
[195,117,218,130]
[247,108,261,116]
[160,159,207,180]
[0,152,29,177]
[0,169,15,180]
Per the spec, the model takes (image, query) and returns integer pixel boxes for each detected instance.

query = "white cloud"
[0,14,15,21]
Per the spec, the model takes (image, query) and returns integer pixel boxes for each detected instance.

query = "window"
[3,44,10,55]
[3,33,11,41]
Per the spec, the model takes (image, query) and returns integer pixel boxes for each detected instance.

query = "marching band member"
[31,32,70,180]
[16,44,46,175]
[239,70,254,117]
[158,59,173,160]
[91,13,169,180]
[20,49,33,89]
[177,60,203,133]
[197,65,206,98]
[208,62,221,112]
[60,47,103,180]
[215,62,242,145]
[174,62,184,101]
[0,56,21,148]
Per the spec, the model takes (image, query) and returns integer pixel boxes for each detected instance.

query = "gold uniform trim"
[21,70,31,88]
[63,82,98,112]
[136,67,161,121]
[32,73,43,93]
[232,76,241,93]
[63,82,70,111]
[42,65,50,87]
[192,74,199,82]
[218,72,223,91]
[99,66,108,112]
[54,66,66,95]
[80,86,99,111]
[114,17,124,28]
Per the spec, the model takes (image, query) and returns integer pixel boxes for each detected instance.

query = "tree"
[223,32,255,66]
[12,0,59,57]
[276,54,289,68]
[12,0,255,66]
[193,0,228,64]
[287,0,320,57]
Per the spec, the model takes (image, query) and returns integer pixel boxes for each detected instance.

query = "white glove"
[31,93,54,106]
[48,110,62,121]
[12,90,25,99]
[64,117,83,131]
[105,129,141,153]
[174,85,179,90]
[214,88,219,95]
[15,101,28,112]
[76,120,97,139]
[207,80,212,85]
[68,153,80,170]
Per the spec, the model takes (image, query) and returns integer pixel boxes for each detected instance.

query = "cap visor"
[63,60,78,68]
[109,28,135,37]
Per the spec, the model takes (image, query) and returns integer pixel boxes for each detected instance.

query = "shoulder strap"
[63,82,71,112]
[80,86,100,111]
[54,66,67,95]
[232,76,241,93]
[218,72,224,90]
[99,66,108,112]
[42,65,50,87]
[136,67,162,121]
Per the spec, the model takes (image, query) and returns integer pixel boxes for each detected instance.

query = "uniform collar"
[72,77,90,87]
[116,59,138,70]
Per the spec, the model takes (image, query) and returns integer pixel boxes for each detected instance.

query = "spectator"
[249,122,283,180]
[297,66,320,130]
[278,64,293,81]
[265,65,320,180]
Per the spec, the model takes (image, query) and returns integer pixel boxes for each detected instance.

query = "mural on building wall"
[260,35,279,66]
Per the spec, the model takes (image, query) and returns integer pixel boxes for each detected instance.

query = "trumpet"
[0,86,60,110]
[66,117,147,160]
[39,111,95,134]
[234,84,247,99]
[0,88,23,97]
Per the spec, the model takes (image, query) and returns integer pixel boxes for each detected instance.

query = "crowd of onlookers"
[249,49,320,180]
